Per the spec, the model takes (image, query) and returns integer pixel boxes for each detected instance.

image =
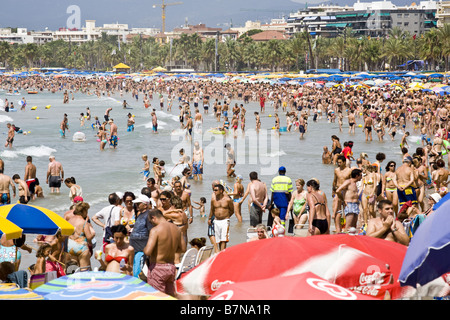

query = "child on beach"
[271,208,285,237]
[271,208,282,228]
[400,131,410,149]
[192,197,207,217]
[153,157,162,185]
[141,155,150,180]
[34,178,44,198]
[159,160,166,178]
[33,243,52,274]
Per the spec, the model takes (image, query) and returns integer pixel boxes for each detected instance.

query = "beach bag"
[103,207,115,244]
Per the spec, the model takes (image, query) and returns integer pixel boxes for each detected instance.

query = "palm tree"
[437,24,450,70]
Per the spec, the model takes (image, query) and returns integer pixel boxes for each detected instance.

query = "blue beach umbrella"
[399,198,450,287]
[0,204,74,236]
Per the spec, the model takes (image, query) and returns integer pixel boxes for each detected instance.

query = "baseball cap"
[73,196,83,203]
[132,194,150,204]
[236,175,243,181]
[278,166,286,172]
[403,156,413,163]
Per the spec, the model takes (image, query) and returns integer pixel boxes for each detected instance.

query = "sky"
[0,0,414,31]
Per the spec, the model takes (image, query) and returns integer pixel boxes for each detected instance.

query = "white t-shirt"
[94,205,121,237]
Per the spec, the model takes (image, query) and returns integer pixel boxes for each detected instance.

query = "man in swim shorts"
[46,155,64,193]
[24,155,37,201]
[248,171,268,227]
[0,168,16,204]
[395,156,418,214]
[336,168,362,232]
[209,184,234,251]
[144,209,186,297]
[191,141,204,181]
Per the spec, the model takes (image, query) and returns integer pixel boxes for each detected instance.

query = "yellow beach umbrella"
[0,216,23,240]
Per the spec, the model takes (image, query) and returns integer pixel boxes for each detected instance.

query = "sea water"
[0,89,409,270]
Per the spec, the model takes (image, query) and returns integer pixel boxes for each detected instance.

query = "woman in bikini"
[383,161,399,215]
[96,225,134,275]
[120,192,136,238]
[361,165,379,225]
[67,202,95,269]
[286,178,308,227]
[306,179,330,236]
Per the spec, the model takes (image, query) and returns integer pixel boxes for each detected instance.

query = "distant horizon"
[0,0,416,31]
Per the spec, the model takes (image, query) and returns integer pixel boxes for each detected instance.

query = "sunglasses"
[160,197,168,201]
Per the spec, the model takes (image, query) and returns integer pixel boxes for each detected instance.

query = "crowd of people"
[1,73,450,297]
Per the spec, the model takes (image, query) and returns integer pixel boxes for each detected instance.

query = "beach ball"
[359,113,363,115]
[358,124,362,127]
[269,114,272,117]
[36,117,40,120]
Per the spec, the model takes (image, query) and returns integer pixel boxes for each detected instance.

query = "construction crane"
[153,0,183,34]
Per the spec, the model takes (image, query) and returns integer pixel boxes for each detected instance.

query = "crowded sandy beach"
[1,69,450,302]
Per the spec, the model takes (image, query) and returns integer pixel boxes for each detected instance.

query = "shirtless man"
[0,169,16,204]
[336,169,362,231]
[104,107,112,122]
[12,174,29,204]
[332,155,352,233]
[24,155,37,201]
[191,141,204,181]
[46,155,64,193]
[348,109,356,134]
[173,181,193,224]
[432,159,449,192]
[225,143,236,177]
[209,184,234,251]
[246,171,268,227]
[395,156,417,220]
[184,115,193,141]
[145,178,161,205]
[5,123,14,148]
[254,112,261,133]
[143,209,186,297]
[109,119,118,148]
[363,115,373,142]
[366,200,409,246]
[322,146,332,164]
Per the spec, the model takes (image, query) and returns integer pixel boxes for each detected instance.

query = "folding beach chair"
[175,248,198,280]
[195,246,214,266]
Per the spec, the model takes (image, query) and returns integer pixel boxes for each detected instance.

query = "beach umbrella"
[0,216,22,240]
[33,271,175,300]
[0,204,74,236]
[363,80,376,86]
[209,272,377,300]
[177,234,411,299]
[399,198,450,288]
[0,283,44,300]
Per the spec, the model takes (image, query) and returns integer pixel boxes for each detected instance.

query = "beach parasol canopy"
[209,272,377,300]
[33,271,175,300]
[152,66,167,72]
[0,204,74,236]
[0,283,44,300]
[0,216,23,240]
[113,63,130,69]
[399,198,450,288]
[177,234,411,299]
